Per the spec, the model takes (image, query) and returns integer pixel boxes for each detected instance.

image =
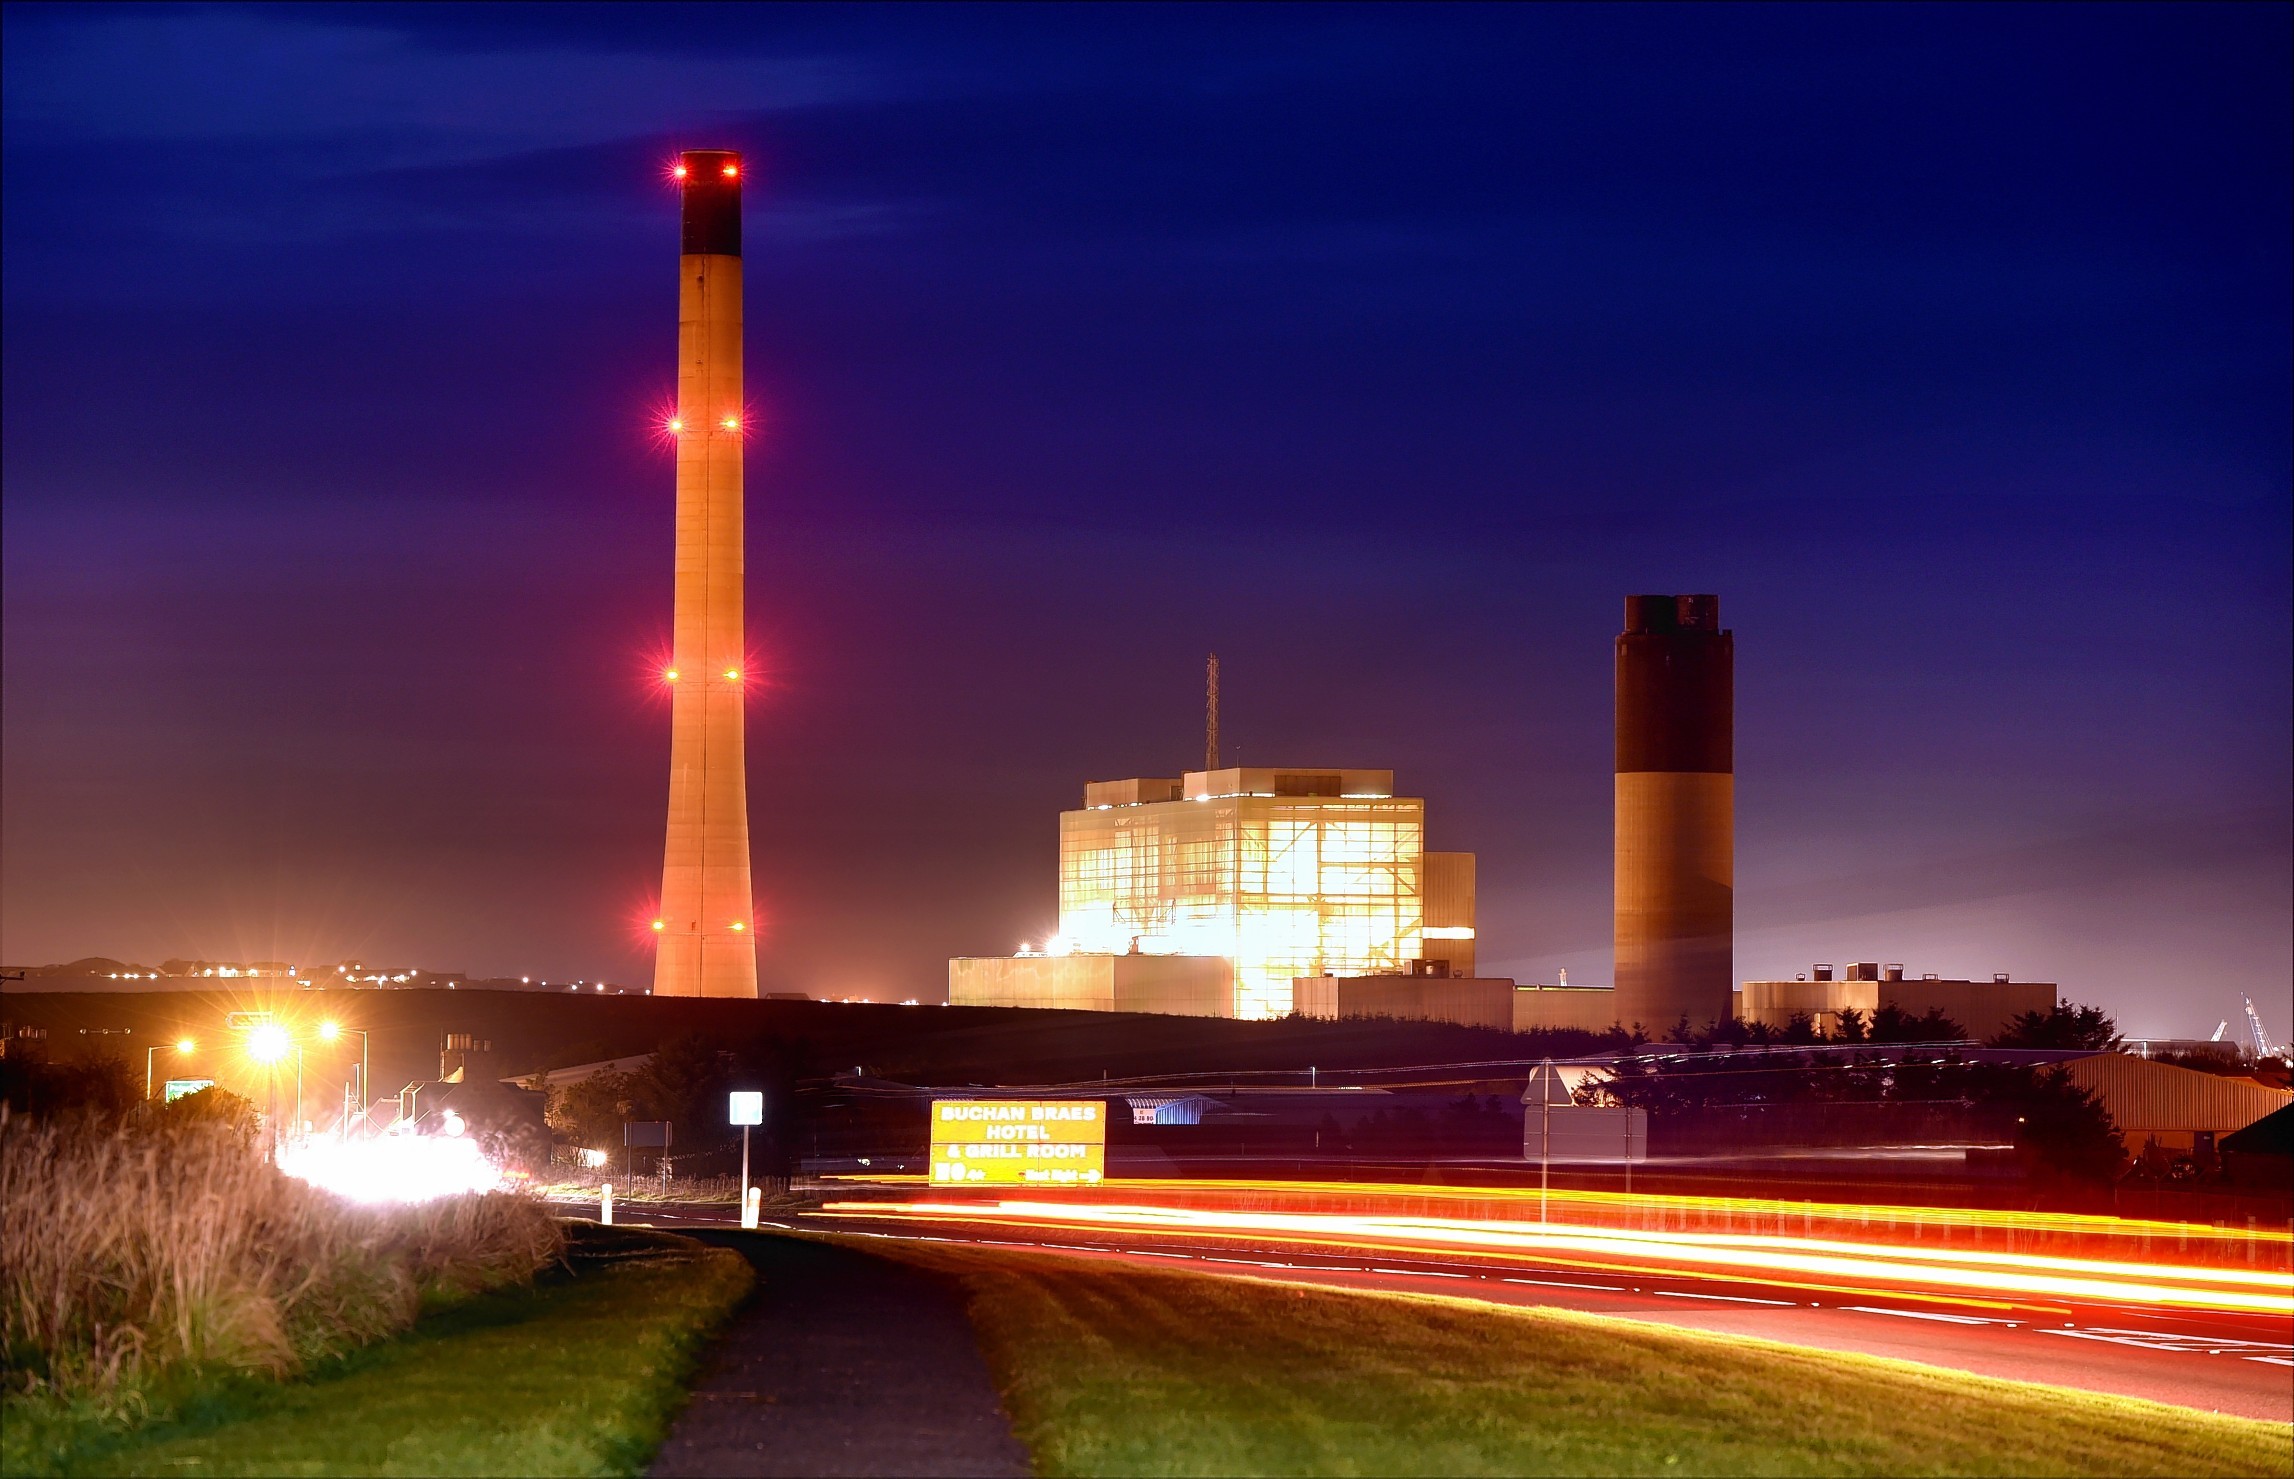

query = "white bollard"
[601,1182,614,1226]
[741,1184,762,1229]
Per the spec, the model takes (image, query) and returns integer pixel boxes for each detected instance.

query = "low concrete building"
[2059,1053,2292,1156]
[1291,973,1620,1034]
[1512,983,1621,1033]
[949,953,1233,1017]
[1292,972,1514,1030]
[1736,962,2055,1040]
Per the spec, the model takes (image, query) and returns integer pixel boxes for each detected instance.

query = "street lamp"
[318,1020,372,1138]
[245,1022,294,1162]
[145,1037,195,1099]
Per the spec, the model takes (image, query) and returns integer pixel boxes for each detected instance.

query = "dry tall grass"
[0,1109,563,1403]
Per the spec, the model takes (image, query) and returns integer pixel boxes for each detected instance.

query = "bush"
[0,1109,563,1408]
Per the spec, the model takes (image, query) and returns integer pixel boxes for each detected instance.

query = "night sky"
[4,4,2287,1035]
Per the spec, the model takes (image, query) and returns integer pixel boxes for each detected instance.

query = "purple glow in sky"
[3,5,2287,1035]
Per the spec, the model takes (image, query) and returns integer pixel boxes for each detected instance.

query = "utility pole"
[1205,653,1220,771]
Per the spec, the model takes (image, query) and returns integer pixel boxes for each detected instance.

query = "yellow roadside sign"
[929,1099,1106,1186]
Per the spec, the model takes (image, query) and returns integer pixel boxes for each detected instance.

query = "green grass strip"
[879,1241,2293,1478]
[6,1236,753,1478]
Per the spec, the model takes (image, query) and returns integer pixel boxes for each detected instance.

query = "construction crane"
[2242,994,2278,1058]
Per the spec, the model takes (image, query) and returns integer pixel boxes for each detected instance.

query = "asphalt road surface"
[618,1201,2293,1424]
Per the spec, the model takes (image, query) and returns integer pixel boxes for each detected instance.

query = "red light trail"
[816,1193,2292,1316]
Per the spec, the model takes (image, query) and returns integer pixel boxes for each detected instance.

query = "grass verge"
[3,1226,753,1478]
[878,1241,2294,1478]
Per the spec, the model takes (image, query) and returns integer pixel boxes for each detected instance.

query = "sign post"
[729,1091,764,1228]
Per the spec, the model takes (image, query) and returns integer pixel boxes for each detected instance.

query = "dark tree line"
[1584,1001,2129,1184]
[531,1030,807,1174]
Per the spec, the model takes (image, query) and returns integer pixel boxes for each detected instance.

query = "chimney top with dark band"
[678,150,742,257]
[1624,593,1721,634]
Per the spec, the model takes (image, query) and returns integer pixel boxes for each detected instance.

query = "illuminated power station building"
[652,150,758,999]
[1613,594,1733,1032]
[950,768,1475,1020]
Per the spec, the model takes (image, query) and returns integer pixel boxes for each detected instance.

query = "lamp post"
[145,1038,195,1099]
[144,1036,193,1096]
[318,1021,370,1137]
[245,1021,293,1163]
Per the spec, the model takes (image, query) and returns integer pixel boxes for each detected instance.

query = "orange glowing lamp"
[723,667,741,681]
[666,417,684,433]
[651,919,666,932]
[729,922,746,932]
[664,668,679,683]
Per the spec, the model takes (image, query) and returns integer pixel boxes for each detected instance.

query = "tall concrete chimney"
[1614,594,1732,1033]
[654,150,757,998]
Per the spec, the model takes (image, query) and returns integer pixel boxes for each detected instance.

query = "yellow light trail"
[815,1172,2284,1250]
[819,1199,2294,1315]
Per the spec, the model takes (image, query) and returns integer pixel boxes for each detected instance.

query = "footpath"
[648,1232,1032,1478]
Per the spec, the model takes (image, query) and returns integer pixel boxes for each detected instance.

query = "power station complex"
[623,163,2050,1033]
[950,597,1762,1031]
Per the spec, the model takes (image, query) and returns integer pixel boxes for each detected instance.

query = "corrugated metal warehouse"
[2060,1053,2293,1153]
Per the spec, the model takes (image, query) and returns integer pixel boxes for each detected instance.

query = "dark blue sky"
[4,3,2287,1033]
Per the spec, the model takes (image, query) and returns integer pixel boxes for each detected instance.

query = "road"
[610,1197,2294,1423]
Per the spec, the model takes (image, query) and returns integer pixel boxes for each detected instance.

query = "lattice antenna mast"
[1205,653,1220,771]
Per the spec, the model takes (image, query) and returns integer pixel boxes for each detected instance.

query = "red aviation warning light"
[672,162,689,180]
[721,162,739,179]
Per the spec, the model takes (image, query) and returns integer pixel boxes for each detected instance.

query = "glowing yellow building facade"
[1054,767,1453,1020]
